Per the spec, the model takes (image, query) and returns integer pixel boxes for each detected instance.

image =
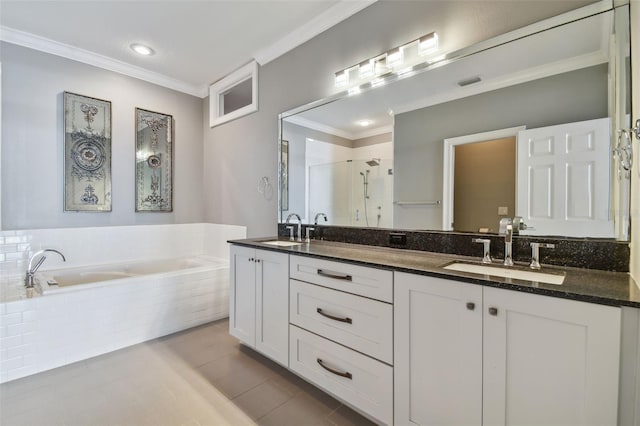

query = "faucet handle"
[530,242,555,270]
[305,227,315,243]
[472,238,492,264]
[285,225,295,241]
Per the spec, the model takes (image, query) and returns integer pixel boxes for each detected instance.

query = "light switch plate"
[498,206,509,215]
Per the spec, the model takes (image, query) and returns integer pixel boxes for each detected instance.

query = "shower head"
[366,159,380,167]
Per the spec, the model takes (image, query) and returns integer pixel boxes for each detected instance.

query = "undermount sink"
[443,262,565,285]
[261,240,303,247]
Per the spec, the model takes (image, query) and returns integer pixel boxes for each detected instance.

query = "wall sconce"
[334,31,439,90]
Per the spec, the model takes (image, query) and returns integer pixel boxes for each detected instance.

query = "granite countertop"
[230,237,640,309]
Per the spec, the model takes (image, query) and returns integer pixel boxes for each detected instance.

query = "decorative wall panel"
[64,92,112,211]
[135,108,173,212]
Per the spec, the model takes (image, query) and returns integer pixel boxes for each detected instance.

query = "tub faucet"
[285,213,303,242]
[25,249,66,288]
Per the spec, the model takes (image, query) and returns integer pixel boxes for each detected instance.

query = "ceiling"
[0,0,374,97]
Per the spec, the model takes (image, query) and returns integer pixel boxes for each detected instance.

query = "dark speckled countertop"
[230,237,640,309]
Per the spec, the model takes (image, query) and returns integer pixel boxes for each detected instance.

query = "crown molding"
[0,26,207,98]
[394,51,608,116]
[353,125,393,140]
[287,115,354,140]
[287,115,391,141]
[253,0,377,65]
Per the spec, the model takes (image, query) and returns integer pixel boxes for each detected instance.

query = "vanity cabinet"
[229,245,289,366]
[289,255,394,425]
[395,272,621,426]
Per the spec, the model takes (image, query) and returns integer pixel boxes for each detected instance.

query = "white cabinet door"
[229,245,256,345]
[516,118,613,238]
[483,287,621,426]
[255,249,289,367]
[394,272,483,426]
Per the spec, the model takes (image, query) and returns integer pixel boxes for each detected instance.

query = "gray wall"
[1,42,204,229]
[394,64,608,229]
[202,0,596,237]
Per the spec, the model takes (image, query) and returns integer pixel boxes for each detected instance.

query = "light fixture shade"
[358,59,375,79]
[386,47,403,69]
[334,70,348,88]
[418,32,439,56]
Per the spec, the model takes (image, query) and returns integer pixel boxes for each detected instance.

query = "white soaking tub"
[1,255,230,383]
[38,256,223,293]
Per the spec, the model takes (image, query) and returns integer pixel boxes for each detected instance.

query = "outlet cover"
[498,206,509,215]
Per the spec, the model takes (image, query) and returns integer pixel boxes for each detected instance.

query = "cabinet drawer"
[290,255,393,303]
[290,279,393,364]
[289,325,393,425]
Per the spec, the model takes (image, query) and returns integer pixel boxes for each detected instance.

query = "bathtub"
[1,255,231,383]
[38,256,223,293]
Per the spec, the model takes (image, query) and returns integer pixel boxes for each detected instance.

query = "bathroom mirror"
[279,4,632,240]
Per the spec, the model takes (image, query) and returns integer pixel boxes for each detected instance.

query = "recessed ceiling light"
[357,119,372,127]
[130,43,155,56]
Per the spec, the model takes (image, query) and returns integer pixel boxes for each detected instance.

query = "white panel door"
[517,118,613,237]
[229,245,256,345]
[255,248,289,367]
[394,272,483,426]
[483,287,621,426]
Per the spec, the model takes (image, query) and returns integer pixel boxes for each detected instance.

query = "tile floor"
[0,319,376,426]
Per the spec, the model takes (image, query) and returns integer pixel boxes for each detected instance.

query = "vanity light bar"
[334,32,439,89]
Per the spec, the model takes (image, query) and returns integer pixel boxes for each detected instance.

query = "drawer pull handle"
[488,307,498,316]
[317,358,352,379]
[316,308,353,324]
[317,269,352,281]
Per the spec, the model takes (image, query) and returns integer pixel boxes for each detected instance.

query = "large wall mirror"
[279,3,632,240]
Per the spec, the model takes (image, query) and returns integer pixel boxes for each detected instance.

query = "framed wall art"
[135,108,173,212]
[64,92,112,212]
[280,140,289,211]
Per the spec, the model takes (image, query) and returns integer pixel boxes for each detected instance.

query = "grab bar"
[393,200,441,206]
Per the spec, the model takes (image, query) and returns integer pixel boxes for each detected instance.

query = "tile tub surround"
[0,223,246,284]
[0,223,247,383]
[278,224,630,272]
[234,238,640,309]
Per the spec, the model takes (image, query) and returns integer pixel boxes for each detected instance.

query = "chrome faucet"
[314,213,328,226]
[25,249,66,288]
[530,242,555,270]
[285,213,303,242]
[472,238,492,264]
[503,224,514,266]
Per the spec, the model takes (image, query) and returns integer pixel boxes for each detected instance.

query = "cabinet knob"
[249,258,254,262]
[256,259,261,263]
[466,302,475,310]
[488,307,498,316]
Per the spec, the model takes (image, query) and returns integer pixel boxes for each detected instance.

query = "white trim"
[286,115,391,141]
[254,0,377,65]
[0,26,206,98]
[353,125,393,140]
[442,126,526,231]
[286,115,354,140]
[209,61,258,128]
